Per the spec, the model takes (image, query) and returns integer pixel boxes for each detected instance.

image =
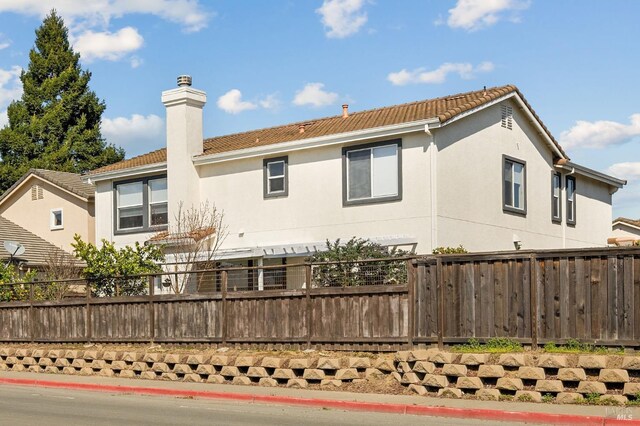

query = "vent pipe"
[342,104,349,118]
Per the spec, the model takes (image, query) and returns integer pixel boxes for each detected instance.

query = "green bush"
[309,238,409,287]
[454,337,523,353]
[432,245,468,255]
[0,263,37,302]
[72,235,163,297]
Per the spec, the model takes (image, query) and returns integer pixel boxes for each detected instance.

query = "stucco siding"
[0,176,94,252]
[197,132,432,253]
[435,100,611,251]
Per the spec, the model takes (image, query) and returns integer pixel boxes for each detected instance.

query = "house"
[0,215,71,270]
[0,169,95,253]
[610,217,640,245]
[86,79,626,279]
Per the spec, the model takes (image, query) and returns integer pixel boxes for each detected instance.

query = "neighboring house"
[610,217,640,245]
[0,169,95,253]
[0,216,71,270]
[86,80,626,278]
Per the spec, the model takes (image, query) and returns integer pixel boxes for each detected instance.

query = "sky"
[0,0,638,219]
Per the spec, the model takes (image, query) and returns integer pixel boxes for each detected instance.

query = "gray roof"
[0,169,95,204]
[0,216,71,266]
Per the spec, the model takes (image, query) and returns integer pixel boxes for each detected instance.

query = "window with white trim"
[50,208,63,230]
[114,176,168,233]
[503,156,526,214]
[552,172,561,223]
[343,140,401,205]
[566,176,576,225]
[264,156,288,198]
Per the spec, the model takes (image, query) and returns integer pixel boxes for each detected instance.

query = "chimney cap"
[177,75,192,87]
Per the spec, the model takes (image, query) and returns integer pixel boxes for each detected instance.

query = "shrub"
[72,235,163,297]
[432,245,468,255]
[0,263,37,302]
[309,238,409,287]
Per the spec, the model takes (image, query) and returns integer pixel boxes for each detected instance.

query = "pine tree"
[0,10,124,192]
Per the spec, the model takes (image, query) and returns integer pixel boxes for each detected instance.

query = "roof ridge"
[203,84,515,143]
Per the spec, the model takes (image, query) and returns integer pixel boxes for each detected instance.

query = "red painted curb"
[1,377,639,425]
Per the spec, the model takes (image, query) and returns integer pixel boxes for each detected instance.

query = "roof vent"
[299,124,305,134]
[501,105,513,130]
[177,75,192,87]
[342,104,349,118]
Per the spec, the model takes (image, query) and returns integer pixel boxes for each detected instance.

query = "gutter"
[554,159,626,192]
[193,119,439,166]
[83,163,167,183]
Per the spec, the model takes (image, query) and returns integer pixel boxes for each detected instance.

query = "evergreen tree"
[0,10,124,192]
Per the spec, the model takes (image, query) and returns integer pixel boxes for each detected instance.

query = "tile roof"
[613,217,640,227]
[88,84,567,175]
[0,216,71,266]
[0,169,95,203]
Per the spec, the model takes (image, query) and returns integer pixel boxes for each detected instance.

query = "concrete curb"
[1,377,638,425]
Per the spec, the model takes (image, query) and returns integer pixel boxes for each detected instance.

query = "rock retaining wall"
[2,347,639,405]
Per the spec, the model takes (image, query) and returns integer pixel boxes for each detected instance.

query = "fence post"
[29,282,34,343]
[148,275,155,344]
[86,280,92,343]
[529,254,538,349]
[436,257,444,349]
[221,269,228,346]
[305,263,312,349]
[407,259,416,349]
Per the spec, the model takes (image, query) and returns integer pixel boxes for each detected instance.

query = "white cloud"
[259,93,280,110]
[0,110,7,128]
[293,83,338,107]
[0,0,211,33]
[102,114,164,156]
[130,56,143,68]
[316,0,368,38]
[559,114,640,150]
[388,61,494,85]
[447,0,530,31]
[217,89,258,114]
[0,34,10,50]
[608,162,640,182]
[0,65,22,110]
[73,27,143,62]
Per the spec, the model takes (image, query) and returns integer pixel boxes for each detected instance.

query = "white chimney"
[162,75,206,223]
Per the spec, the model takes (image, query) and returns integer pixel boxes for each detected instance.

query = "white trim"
[613,221,640,232]
[50,208,64,230]
[85,163,167,183]
[194,119,437,166]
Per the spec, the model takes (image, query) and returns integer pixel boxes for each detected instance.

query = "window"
[551,172,561,223]
[566,176,576,225]
[263,156,288,198]
[50,208,63,230]
[343,140,402,205]
[114,176,168,233]
[149,178,168,226]
[503,156,526,214]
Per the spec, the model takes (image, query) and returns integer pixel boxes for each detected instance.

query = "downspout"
[426,124,438,250]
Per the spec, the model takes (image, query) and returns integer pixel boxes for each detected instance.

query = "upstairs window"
[264,156,288,198]
[149,178,168,226]
[503,156,526,215]
[552,172,561,223]
[50,208,63,230]
[566,176,576,225]
[114,176,168,233]
[343,140,402,206]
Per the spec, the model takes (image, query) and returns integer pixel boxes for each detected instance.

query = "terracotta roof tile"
[88,85,567,175]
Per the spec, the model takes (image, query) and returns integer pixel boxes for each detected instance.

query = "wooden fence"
[0,247,639,350]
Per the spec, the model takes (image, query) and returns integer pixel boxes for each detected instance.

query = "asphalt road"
[0,384,528,426]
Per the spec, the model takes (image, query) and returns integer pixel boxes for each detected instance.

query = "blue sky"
[0,0,638,218]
